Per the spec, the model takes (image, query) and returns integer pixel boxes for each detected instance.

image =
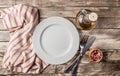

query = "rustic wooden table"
[0,0,120,76]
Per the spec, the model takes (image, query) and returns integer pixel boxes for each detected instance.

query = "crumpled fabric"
[0,4,48,73]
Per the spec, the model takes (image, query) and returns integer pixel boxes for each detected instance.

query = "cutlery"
[72,36,96,76]
[64,35,89,73]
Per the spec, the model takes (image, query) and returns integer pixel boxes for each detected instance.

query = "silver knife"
[71,36,96,76]
[82,36,96,55]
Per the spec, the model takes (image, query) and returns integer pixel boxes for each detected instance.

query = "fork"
[71,35,89,76]
[64,35,89,73]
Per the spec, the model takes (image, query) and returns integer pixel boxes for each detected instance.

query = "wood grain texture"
[39,7,120,17]
[0,19,6,31]
[41,50,120,75]
[3,0,119,17]
[0,31,9,42]
[1,17,120,29]
[24,0,120,7]
[0,42,8,51]
[0,1,120,16]
[0,0,120,75]
[0,0,15,7]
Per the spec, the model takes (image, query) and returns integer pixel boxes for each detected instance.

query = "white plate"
[33,17,79,64]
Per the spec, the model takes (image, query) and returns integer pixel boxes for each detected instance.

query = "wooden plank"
[89,29,120,39]
[15,0,41,7]
[0,19,6,30]
[3,0,120,8]
[96,17,120,29]
[0,57,3,62]
[0,42,8,51]
[0,17,120,30]
[39,7,120,17]
[77,62,120,73]
[85,2,120,7]
[92,39,120,49]
[39,0,120,7]
[0,39,119,51]
[76,71,120,76]
[0,2,120,17]
[0,68,12,75]
[107,50,120,61]
[81,28,120,48]
[0,31,9,42]
[0,0,15,7]
[0,0,15,5]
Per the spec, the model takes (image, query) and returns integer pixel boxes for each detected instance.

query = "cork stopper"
[88,12,98,21]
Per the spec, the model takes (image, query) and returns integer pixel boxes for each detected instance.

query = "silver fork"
[64,35,89,73]
[71,35,89,76]
[72,36,96,76]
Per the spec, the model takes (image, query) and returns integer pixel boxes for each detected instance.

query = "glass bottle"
[76,9,98,31]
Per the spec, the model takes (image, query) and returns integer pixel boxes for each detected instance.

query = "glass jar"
[75,9,98,31]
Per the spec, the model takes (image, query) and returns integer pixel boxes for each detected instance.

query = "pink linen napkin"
[0,4,48,73]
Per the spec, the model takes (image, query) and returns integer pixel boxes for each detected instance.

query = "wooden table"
[0,0,120,76]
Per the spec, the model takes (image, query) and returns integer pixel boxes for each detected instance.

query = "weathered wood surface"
[0,0,120,76]
[1,17,120,29]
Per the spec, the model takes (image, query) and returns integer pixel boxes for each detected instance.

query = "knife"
[81,36,96,55]
[71,36,96,76]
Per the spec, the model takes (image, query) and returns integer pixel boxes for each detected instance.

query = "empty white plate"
[33,17,79,64]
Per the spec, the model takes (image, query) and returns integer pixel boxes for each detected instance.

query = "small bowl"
[86,48,103,62]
